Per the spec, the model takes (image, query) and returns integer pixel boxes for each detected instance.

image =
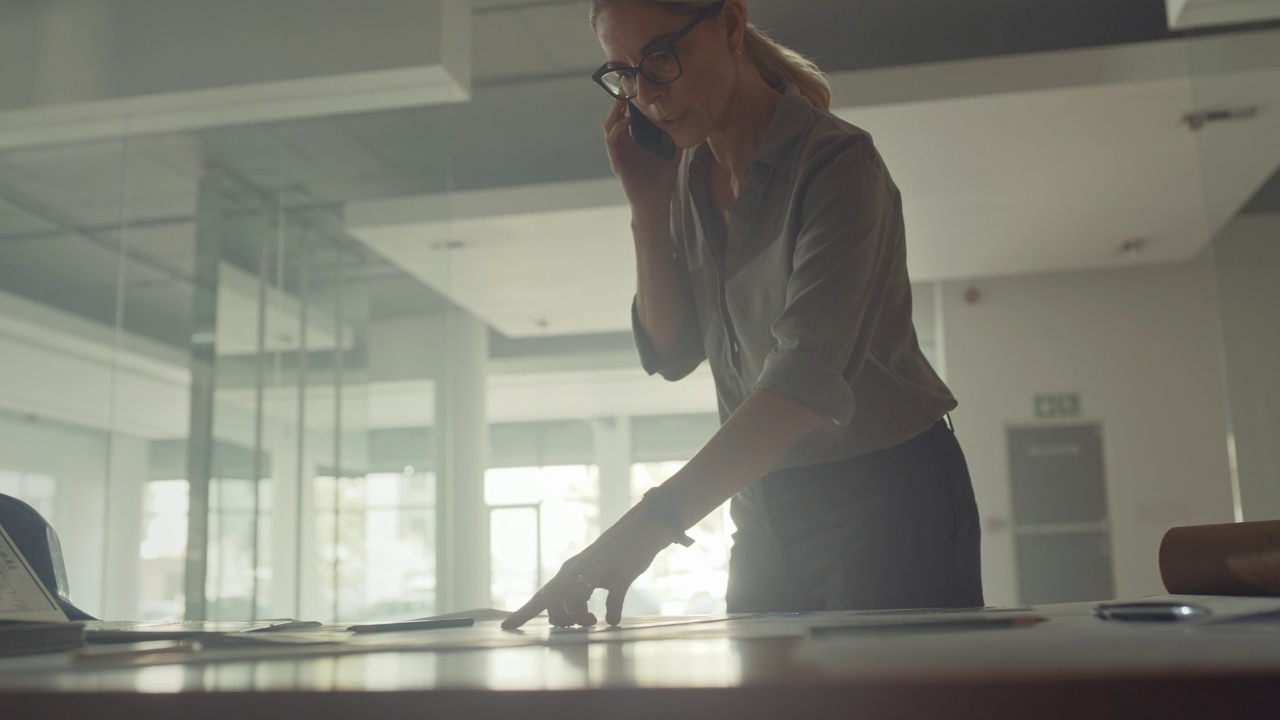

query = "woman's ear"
[720,0,748,54]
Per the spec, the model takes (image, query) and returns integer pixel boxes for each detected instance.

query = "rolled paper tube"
[1159,520,1280,596]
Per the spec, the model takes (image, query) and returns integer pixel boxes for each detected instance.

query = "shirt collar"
[755,83,813,171]
[688,83,813,178]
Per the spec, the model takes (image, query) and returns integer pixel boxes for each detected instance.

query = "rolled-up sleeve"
[632,295,706,381]
[754,138,902,425]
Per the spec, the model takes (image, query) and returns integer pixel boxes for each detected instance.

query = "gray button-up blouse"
[632,84,956,470]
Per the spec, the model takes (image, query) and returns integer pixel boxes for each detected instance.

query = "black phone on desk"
[628,102,677,160]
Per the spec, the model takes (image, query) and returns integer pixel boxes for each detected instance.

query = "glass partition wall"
[1190,24,1280,523]
[0,107,737,622]
[0,110,457,622]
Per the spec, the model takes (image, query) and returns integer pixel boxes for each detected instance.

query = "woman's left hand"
[501,511,675,629]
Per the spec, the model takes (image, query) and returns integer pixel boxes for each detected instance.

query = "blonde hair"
[590,0,832,112]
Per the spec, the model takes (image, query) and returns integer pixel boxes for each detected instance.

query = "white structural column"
[268,422,301,619]
[0,0,471,150]
[435,305,490,612]
[592,416,633,529]
[101,433,148,618]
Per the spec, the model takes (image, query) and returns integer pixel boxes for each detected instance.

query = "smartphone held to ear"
[628,103,677,160]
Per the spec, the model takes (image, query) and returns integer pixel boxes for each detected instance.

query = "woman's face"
[594,1,736,148]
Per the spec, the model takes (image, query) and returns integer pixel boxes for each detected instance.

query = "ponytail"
[741,24,831,111]
[590,0,831,111]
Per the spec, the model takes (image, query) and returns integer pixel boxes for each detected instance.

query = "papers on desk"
[83,618,322,643]
[61,613,748,668]
[0,523,85,654]
[57,598,1280,672]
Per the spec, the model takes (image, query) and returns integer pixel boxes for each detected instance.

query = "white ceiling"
[472,1,601,83]
[348,31,1280,338]
[1167,0,1280,29]
[0,0,472,150]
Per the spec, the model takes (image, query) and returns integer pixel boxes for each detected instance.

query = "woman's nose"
[634,74,665,107]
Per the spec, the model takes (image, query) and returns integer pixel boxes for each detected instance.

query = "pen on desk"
[347,617,475,633]
[809,615,1046,637]
[247,619,324,632]
[750,611,816,619]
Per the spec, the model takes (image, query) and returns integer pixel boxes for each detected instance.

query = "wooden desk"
[4,598,1280,719]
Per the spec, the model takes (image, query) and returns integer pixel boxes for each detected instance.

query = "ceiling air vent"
[1181,106,1261,131]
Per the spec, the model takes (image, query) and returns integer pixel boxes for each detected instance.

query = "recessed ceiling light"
[1119,238,1147,259]
[431,239,470,251]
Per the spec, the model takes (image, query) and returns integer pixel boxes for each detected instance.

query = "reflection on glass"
[628,639,742,688]
[201,663,256,692]
[349,653,441,692]
[485,646,591,691]
[314,471,437,621]
[138,480,188,619]
[208,477,272,620]
[132,666,190,694]
[0,4,455,624]
[138,476,275,620]
[0,470,57,521]
[1190,27,1280,523]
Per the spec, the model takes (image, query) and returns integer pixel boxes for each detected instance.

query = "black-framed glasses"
[591,2,724,100]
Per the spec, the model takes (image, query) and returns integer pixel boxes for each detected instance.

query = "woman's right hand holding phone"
[604,99,680,227]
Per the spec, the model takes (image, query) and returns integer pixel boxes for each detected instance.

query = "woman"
[502,0,982,630]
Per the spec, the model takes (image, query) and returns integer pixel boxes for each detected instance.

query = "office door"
[1007,423,1115,604]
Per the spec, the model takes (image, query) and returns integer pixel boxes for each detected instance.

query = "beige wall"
[940,256,1235,605]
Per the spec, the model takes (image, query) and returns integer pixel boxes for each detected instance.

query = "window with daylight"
[487,464,600,612]
[314,470,436,622]
[629,461,734,616]
[0,470,57,523]
[137,477,275,621]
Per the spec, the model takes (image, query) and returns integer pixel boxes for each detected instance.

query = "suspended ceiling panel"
[0,0,471,151]
[348,178,632,338]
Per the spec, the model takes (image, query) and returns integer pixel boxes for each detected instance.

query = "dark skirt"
[726,419,984,612]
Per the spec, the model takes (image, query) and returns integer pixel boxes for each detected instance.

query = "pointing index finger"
[502,592,547,630]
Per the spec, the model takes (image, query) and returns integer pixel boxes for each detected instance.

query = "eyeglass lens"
[600,49,681,99]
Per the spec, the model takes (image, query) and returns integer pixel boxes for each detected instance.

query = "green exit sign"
[1034,393,1081,418]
